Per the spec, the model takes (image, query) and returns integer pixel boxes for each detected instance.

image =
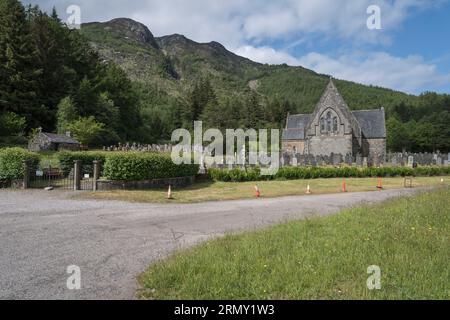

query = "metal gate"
[28,166,94,190]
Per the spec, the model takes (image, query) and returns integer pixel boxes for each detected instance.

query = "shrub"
[57,151,107,175]
[0,148,40,180]
[208,166,450,182]
[103,152,199,180]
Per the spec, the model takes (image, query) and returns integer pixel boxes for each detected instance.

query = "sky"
[23,0,450,95]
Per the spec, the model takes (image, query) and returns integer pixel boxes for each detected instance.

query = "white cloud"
[298,52,450,94]
[234,46,301,66]
[26,0,436,48]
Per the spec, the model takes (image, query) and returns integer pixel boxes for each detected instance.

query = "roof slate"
[41,132,80,144]
[352,109,386,138]
[283,108,386,140]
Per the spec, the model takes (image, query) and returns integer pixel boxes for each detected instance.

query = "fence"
[22,160,100,191]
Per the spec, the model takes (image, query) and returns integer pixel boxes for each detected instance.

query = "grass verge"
[138,187,450,300]
[82,176,449,203]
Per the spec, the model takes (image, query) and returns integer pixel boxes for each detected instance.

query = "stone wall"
[307,134,353,156]
[364,138,386,160]
[96,175,195,190]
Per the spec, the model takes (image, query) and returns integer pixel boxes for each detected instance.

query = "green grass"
[83,176,449,204]
[138,187,450,300]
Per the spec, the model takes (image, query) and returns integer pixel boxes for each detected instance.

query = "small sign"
[84,174,90,179]
[36,170,44,177]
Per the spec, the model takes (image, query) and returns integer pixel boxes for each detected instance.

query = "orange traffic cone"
[254,185,261,198]
[167,185,173,199]
[377,178,383,190]
[342,179,347,193]
[306,184,312,194]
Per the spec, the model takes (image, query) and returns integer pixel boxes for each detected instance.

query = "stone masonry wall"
[307,134,352,156]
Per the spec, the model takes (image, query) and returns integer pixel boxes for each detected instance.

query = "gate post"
[74,160,81,191]
[23,160,29,189]
[93,160,99,191]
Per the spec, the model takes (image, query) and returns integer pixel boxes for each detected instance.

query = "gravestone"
[363,157,368,167]
[292,154,298,166]
[408,156,414,168]
[356,154,363,167]
[332,153,342,166]
[345,153,353,166]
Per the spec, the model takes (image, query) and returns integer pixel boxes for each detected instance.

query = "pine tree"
[0,0,39,127]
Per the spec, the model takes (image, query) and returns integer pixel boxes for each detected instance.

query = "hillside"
[80,18,418,114]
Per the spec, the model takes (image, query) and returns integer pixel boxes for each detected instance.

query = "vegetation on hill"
[0,1,449,152]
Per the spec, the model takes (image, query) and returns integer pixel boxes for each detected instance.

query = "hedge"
[103,152,199,180]
[208,166,450,182]
[0,148,40,180]
[57,151,107,175]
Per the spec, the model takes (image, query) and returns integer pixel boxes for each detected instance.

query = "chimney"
[66,131,72,138]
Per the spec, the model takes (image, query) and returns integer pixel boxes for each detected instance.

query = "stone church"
[282,79,386,159]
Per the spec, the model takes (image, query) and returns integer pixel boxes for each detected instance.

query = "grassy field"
[137,187,450,300]
[82,176,449,203]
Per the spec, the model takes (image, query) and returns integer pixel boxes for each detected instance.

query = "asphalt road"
[0,188,420,300]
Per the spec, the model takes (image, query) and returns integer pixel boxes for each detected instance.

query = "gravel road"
[0,188,420,300]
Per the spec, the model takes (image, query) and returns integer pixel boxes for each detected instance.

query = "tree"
[56,97,78,134]
[0,0,39,127]
[67,117,104,146]
[386,116,410,152]
[0,112,26,137]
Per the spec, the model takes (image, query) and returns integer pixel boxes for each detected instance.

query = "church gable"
[306,79,361,139]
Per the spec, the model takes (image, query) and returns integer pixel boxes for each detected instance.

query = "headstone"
[292,155,298,167]
[356,154,363,167]
[363,157,368,168]
[345,154,353,166]
[332,153,342,166]
[408,156,414,168]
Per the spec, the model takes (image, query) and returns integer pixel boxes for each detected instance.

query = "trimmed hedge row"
[103,152,199,180]
[0,148,40,180]
[208,166,450,182]
[57,151,107,175]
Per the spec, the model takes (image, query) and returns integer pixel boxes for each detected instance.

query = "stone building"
[28,130,80,152]
[282,79,386,159]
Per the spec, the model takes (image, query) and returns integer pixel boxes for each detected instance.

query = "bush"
[57,151,107,175]
[208,166,450,182]
[0,148,40,180]
[103,152,199,180]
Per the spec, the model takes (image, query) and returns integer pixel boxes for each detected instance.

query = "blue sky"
[24,0,450,95]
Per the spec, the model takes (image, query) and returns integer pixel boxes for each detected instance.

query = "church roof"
[283,114,310,140]
[282,79,386,141]
[352,109,386,138]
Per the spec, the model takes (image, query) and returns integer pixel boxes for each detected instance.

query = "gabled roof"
[286,114,311,129]
[283,114,310,140]
[352,109,386,138]
[41,132,80,144]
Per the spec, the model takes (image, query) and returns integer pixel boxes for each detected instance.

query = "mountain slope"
[80,18,418,113]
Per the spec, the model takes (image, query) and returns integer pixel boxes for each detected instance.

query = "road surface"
[0,188,420,300]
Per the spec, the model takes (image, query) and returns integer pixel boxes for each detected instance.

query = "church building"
[282,79,386,159]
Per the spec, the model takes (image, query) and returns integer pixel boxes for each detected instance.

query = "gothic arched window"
[320,117,326,133]
[326,112,332,132]
[320,110,339,134]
